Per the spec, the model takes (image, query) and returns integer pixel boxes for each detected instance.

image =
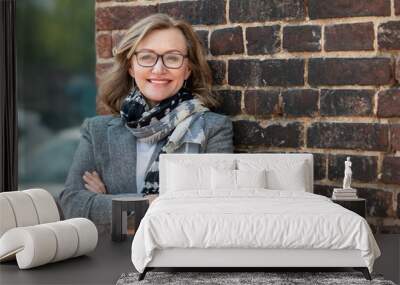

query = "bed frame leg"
[138,268,148,281]
[354,267,371,280]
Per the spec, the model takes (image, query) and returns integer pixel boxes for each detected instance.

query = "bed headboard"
[159,153,314,195]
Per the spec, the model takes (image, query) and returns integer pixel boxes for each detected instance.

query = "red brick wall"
[95,0,400,233]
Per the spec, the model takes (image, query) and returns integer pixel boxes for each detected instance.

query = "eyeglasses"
[134,51,188,69]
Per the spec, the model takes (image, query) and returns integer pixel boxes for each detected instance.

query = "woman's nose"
[151,57,167,74]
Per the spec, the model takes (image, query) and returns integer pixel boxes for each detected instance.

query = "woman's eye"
[165,55,180,63]
[140,54,156,61]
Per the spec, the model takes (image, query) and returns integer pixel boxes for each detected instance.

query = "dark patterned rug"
[116,271,396,285]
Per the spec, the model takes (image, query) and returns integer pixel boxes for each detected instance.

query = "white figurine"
[343,157,352,189]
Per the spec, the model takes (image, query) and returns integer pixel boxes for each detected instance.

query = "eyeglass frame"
[133,50,189,69]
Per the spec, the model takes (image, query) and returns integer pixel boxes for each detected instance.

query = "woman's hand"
[83,171,107,194]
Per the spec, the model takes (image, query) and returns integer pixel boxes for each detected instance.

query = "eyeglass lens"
[136,52,184,69]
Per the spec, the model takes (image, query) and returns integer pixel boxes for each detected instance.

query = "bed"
[131,153,381,281]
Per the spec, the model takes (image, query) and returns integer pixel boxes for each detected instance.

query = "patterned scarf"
[120,87,209,195]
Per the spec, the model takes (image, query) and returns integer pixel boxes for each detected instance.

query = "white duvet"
[131,190,380,273]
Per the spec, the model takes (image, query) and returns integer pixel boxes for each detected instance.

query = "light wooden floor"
[374,234,400,284]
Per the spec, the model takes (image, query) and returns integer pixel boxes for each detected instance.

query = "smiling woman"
[57,14,234,226]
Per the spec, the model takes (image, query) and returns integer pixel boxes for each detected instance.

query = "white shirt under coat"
[136,139,157,193]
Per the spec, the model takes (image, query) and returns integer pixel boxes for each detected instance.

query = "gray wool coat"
[58,112,233,225]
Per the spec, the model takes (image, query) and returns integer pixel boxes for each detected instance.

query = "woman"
[58,14,233,225]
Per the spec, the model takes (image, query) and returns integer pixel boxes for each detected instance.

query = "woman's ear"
[184,65,191,80]
[128,67,135,78]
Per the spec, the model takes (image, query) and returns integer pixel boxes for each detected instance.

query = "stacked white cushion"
[0,189,60,236]
[238,158,309,192]
[24,188,60,224]
[42,221,78,262]
[1,191,40,227]
[64,218,98,257]
[0,218,98,269]
[0,196,17,237]
[0,189,98,269]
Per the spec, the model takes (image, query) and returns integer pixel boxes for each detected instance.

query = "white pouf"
[0,189,98,269]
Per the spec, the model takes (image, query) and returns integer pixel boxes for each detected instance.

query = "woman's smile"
[147,78,172,85]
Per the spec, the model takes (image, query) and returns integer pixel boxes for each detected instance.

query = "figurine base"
[334,188,356,191]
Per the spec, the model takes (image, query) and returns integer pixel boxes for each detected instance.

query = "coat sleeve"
[57,118,138,225]
[203,113,234,153]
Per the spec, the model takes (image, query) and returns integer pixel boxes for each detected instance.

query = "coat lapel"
[107,117,137,194]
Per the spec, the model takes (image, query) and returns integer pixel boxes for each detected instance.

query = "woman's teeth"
[149,80,170,84]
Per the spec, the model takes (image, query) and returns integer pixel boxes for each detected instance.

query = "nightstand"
[331,198,366,218]
[112,197,149,242]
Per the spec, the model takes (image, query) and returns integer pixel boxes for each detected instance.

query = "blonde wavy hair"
[98,13,219,115]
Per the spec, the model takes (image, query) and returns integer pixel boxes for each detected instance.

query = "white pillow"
[236,169,267,189]
[238,159,308,191]
[211,169,267,190]
[211,168,236,190]
[167,160,235,192]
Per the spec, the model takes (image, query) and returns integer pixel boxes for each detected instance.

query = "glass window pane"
[16,0,96,198]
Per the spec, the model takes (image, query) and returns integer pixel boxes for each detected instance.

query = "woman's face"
[129,28,191,107]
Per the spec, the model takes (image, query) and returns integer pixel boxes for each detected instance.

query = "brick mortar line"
[368,217,400,226]
[277,88,283,114]
[224,59,229,85]
[229,115,396,124]
[234,146,394,159]
[279,24,283,54]
[95,1,159,9]
[373,21,378,51]
[222,59,228,84]
[225,0,230,25]
[202,27,211,56]
[304,58,309,88]
[303,119,310,156]
[313,180,400,192]
[393,190,399,216]
[211,85,391,91]
[96,58,114,64]
[305,147,385,157]
[242,25,248,56]
[211,86,397,94]
[220,17,400,29]
[373,88,379,118]
[391,0,395,17]
[205,52,392,60]
[96,31,112,36]
[384,218,400,226]
[381,219,400,227]
[377,152,384,184]
[369,216,400,223]
[324,152,329,181]
[239,90,244,113]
